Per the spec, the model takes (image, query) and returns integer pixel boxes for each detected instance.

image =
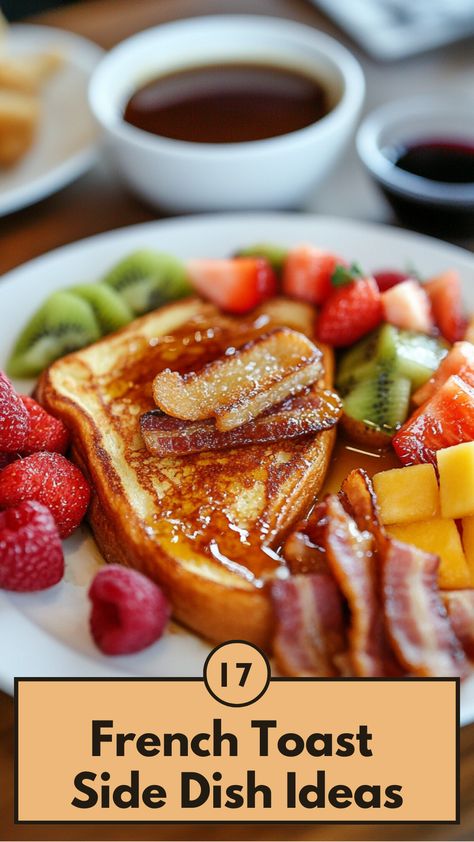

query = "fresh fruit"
[71,284,133,334]
[186,257,277,314]
[316,276,382,347]
[437,442,474,520]
[390,330,448,389]
[103,250,191,316]
[425,269,467,344]
[373,463,439,525]
[21,396,70,455]
[464,315,474,344]
[0,371,29,452]
[341,367,411,448]
[282,245,342,305]
[412,341,474,406]
[393,375,474,466]
[0,500,64,591]
[387,518,471,590]
[460,517,474,585]
[88,565,171,655]
[0,453,17,470]
[336,324,447,395]
[336,325,393,394]
[373,269,410,292]
[0,451,90,538]
[381,279,433,333]
[235,242,288,274]
[7,291,101,378]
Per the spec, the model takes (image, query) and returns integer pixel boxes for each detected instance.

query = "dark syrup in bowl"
[123,63,330,144]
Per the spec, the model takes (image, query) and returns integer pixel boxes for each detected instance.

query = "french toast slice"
[37,296,336,647]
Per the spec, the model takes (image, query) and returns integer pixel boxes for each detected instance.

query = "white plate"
[0,24,103,217]
[1,213,473,724]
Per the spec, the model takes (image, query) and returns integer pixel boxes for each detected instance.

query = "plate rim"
[0,23,104,217]
[1,211,474,726]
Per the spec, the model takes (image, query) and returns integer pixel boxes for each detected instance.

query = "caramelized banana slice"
[141,389,341,456]
[152,328,323,431]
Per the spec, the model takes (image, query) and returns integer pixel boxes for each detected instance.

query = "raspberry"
[0,451,90,538]
[0,371,29,452]
[89,565,171,655]
[0,500,64,591]
[21,396,70,455]
[0,452,18,470]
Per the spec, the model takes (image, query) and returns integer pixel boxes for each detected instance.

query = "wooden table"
[1,1,474,840]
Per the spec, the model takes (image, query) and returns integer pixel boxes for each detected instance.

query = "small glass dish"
[357,94,474,235]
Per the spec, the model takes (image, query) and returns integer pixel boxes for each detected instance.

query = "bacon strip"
[141,389,341,456]
[382,538,468,677]
[323,495,399,677]
[283,500,331,575]
[443,590,474,661]
[340,468,386,551]
[271,574,347,677]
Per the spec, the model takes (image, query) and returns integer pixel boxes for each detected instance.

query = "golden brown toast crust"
[37,297,336,647]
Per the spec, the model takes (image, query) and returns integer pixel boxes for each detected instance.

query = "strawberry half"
[393,374,474,465]
[425,269,467,343]
[186,257,277,314]
[282,245,343,305]
[316,275,383,347]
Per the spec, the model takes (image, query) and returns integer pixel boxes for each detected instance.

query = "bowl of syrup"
[89,16,364,213]
[357,95,474,235]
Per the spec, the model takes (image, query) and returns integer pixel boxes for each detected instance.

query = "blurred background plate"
[0,23,103,217]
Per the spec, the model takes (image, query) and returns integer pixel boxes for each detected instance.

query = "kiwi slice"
[341,366,411,448]
[234,243,288,274]
[336,324,399,394]
[337,324,448,395]
[394,330,448,390]
[7,291,101,378]
[71,283,133,334]
[103,250,192,316]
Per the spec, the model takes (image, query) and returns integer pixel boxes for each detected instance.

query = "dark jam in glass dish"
[123,63,330,144]
[392,138,474,184]
[379,137,474,236]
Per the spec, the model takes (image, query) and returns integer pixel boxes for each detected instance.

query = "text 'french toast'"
[37,296,335,647]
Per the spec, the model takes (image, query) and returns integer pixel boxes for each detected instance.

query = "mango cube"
[387,518,471,590]
[373,463,439,525]
[437,441,474,519]
[461,516,474,586]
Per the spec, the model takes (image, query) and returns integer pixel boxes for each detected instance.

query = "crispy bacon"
[323,495,399,677]
[283,500,331,575]
[141,389,341,456]
[340,468,386,551]
[382,538,468,677]
[283,526,328,576]
[443,590,474,661]
[271,573,347,677]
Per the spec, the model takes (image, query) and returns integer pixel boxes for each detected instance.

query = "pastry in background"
[0,89,39,167]
[0,50,63,94]
[0,12,64,168]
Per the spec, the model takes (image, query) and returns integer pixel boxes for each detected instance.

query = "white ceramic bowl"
[89,15,365,213]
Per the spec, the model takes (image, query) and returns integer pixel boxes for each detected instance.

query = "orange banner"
[15,644,459,825]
